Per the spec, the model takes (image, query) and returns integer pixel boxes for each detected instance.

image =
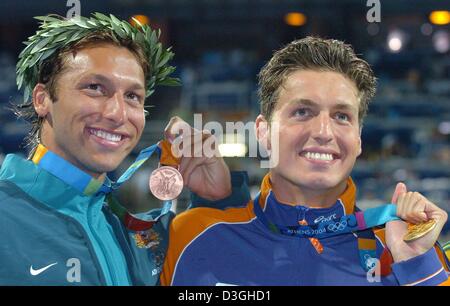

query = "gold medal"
[403,219,436,242]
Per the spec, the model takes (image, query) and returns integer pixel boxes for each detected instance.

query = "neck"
[269,171,347,208]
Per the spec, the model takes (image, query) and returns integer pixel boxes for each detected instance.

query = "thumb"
[391,182,407,204]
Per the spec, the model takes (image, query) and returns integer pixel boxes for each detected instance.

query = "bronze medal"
[149,166,183,201]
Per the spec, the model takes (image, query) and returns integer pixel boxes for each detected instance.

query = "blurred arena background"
[0,0,449,241]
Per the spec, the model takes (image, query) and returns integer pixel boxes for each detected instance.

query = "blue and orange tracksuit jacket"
[161,173,450,286]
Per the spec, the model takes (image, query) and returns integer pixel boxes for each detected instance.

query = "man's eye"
[125,92,142,103]
[293,108,310,118]
[85,83,104,94]
[336,113,350,122]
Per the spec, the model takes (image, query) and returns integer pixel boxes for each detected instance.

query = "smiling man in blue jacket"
[0,13,247,285]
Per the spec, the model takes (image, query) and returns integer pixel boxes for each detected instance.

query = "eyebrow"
[289,99,317,107]
[289,98,358,113]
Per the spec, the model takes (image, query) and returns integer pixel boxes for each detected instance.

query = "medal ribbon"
[253,197,399,239]
[32,141,177,230]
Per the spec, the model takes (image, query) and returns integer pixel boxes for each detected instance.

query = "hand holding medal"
[103,117,231,232]
[149,116,232,202]
[386,182,448,262]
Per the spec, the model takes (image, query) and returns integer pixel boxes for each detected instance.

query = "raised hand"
[386,182,448,262]
[163,116,231,201]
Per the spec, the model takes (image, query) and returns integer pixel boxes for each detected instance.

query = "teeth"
[91,129,122,142]
[304,152,333,161]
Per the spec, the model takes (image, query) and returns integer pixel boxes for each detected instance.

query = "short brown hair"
[258,36,376,125]
[15,31,149,157]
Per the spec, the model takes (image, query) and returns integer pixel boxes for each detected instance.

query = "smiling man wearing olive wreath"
[0,13,247,285]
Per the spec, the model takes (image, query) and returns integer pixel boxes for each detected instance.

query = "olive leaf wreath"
[16,12,180,105]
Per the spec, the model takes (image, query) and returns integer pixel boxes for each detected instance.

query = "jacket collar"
[0,145,107,214]
[31,144,108,195]
[256,173,356,226]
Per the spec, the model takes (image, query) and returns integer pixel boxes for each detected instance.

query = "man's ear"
[32,84,52,118]
[357,134,362,157]
[255,114,271,151]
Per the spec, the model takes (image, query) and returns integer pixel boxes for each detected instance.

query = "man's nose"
[310,113,334,144]
[103,93,127,125]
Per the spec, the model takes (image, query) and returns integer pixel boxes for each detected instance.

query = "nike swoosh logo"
[30,262,58,276]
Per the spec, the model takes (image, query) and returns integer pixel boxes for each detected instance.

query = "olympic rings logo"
[327,220,347,232]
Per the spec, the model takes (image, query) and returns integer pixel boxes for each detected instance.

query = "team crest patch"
[152,250,165,271]
[133,229,161,249]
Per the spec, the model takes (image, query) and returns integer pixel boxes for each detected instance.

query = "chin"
[100,161,122,173]
[85,158,122,176]
[298,176,342,190]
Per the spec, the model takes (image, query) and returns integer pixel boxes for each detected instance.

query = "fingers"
[162,117,232,201]
[396,191,441,224]
[179,156,230,200]
[165,116,220,158]
[172,131,219,159]
[164,116,223,186]
[178,134,220,185]
[423,196,448,229]
[391,182,407,204]
[179,156,208,187]
[391,183,428,224]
